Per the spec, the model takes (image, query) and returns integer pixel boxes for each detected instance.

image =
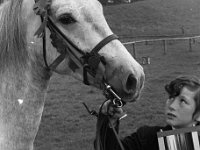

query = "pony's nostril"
[125,74,137,92]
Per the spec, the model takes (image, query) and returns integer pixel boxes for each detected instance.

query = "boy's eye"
[180,99,187,104]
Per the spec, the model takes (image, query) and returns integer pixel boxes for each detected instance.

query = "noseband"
[33,0,118,85]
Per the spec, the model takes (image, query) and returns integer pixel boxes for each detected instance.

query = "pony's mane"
[0,0,28,74]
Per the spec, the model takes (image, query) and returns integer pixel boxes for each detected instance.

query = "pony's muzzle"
[122,72,145,102]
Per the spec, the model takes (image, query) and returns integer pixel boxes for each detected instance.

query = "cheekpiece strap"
[33,0,52,37]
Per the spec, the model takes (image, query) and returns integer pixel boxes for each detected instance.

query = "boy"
[96,75,200,150]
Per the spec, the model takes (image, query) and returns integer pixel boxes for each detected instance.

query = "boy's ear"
[194,112,200,122]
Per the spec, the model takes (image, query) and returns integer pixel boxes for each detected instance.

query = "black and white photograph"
[0,0,199,150]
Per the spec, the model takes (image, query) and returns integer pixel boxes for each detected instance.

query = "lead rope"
[83,101,125,150]
[109,119,125,150]
[82,83,126,150]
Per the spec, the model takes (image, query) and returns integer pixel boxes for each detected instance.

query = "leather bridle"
[33,0,125,107]
[33,0,118,85]
[33,1,125,150]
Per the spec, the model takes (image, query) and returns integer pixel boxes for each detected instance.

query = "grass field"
[104,0,200,41]
[35,0,200,149]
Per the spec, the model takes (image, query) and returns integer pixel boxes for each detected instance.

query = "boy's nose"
[168,98,178,110]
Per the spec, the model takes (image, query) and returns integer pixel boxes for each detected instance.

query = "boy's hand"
[101,100,127,126]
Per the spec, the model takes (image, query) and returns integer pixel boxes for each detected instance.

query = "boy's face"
[165,86,197,128]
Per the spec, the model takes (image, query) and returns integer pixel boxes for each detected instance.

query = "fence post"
[132,42,136,58]
[163,40,167,54]
[189,38,192,52]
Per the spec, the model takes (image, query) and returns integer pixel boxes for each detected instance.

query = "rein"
[83,82,126,150]
[33,0,118,85]
[83,102,126,150]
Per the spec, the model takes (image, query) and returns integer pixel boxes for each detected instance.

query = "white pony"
[0,0,144,149]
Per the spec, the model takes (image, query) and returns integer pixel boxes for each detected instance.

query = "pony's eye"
[58,14,76,25]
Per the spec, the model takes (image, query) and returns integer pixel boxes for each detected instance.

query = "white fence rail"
[123,35,200,58]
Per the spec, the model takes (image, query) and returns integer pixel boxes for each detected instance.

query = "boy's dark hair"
[165,75,200,117]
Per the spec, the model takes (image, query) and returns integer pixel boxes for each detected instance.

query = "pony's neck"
[0,1,54,149]
[0,55,51,150]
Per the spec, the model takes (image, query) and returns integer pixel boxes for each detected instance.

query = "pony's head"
[0,0,145,149]
[21,0,145,102]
